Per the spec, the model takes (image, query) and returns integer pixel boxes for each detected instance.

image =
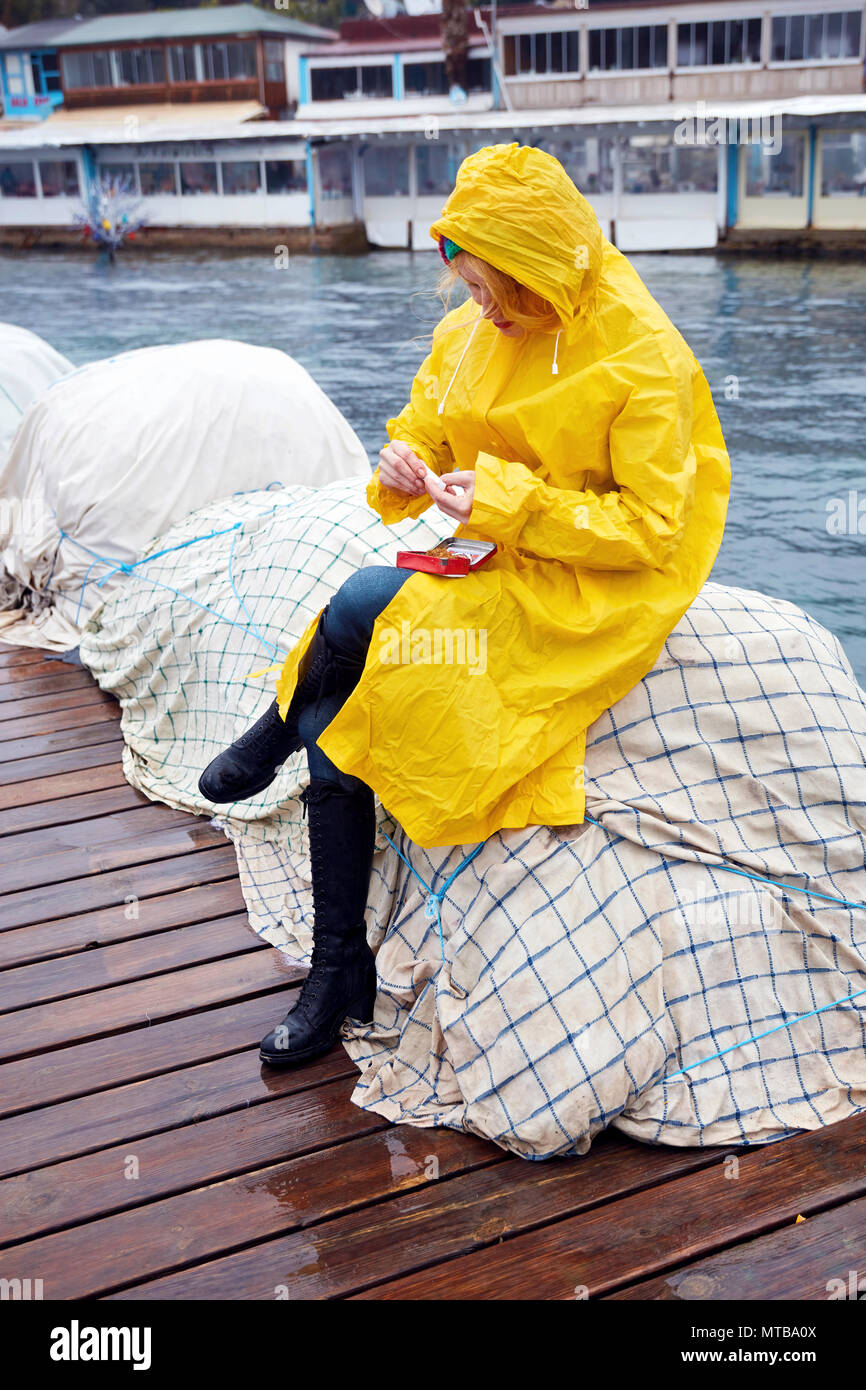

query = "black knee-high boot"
[259,777,377,1065]
[198,605,358,804]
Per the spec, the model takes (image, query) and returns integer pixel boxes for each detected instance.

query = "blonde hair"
[437,249,560,336]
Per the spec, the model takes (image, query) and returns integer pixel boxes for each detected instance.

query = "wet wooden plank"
[0,669,94,703]
[0,760,128,811]
[0,719,123,765]
[0,737,123,789]
[347,1115,866,1300]
[0,1047,357,1197]
[0,816,223,895]
[0,686,114,726]
[0,842,239,929]
[0,700,117,743]
[0,646,55,668]
[0,912,260,1011]
[0,802,203,859]
[0,948,301,1061]
[5,1126,498,1300]
[0,782,150,838]
[0,656,88,686]
[107,1136,722,1301]
[0,878,247,967]
[606,1195,866,1300]
[0,986,302,1115]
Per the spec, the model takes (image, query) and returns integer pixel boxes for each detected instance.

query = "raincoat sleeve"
[367,329,456,525]
[469,340,698,571]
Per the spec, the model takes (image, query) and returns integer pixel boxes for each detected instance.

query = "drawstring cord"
[551,328,562,376]
[437,314,482,417]
[383,830,484,960]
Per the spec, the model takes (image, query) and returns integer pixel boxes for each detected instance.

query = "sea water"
[1,248,864,682]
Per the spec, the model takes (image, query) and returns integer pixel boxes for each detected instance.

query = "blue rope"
[383,830,485,960]
[582,812,866,1082]
[664,986,866,1082]
[93,523,243,585]
[56,521,286,663]
[582,814,865,914]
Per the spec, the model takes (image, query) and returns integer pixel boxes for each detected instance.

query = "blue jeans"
[297,565,412,790]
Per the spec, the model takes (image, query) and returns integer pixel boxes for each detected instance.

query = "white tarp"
[0,322,71,468]
[0,338,370,650]
[80,479,866,1160]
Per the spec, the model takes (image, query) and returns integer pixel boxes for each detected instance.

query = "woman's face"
[458,262,522,337]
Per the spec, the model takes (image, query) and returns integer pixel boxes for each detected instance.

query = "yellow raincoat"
[277,143,730,848]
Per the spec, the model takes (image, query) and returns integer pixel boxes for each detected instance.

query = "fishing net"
[80,475,866,1159]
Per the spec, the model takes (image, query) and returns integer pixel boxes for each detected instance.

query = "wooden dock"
[1,640,864,1302]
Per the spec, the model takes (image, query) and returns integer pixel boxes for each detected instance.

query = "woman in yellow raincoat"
[200,142,731,1068]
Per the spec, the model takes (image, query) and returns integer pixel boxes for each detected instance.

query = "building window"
[30,51,62,95]
[180,161,218,195]
[404,60,448,96]
[363,145,409,196]
[62,50,112,89]
[264,40,285,84]
[588,25,668,72]
[416,141,461,195]
[622,136,718,193]
[139,163,178,196]
[362,64,393,97]
[39,160,79,197]
[466,57,491,92]
[0,161,37,197]
[310,63,392,100]
[504,30,581,76]
[820,130,866,195]
[535,135,615,194]
[265,159,306,194]
[317,144,352,197]
[4,53,24,96]
[745,137,805,196]
[117,47,165,86]
[677,18,762,66]
[98,162,138,193]
[168,45,197,83]
[771,11,862,62]
[221,160,261,194]
[202,41,257,82]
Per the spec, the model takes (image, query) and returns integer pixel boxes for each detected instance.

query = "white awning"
[0,102,267,149]
[1,92,864,153]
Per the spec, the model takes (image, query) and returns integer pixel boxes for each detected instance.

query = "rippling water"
[2,249,864,681]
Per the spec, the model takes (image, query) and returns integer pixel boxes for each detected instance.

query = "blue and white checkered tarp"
[80,476,866,1160]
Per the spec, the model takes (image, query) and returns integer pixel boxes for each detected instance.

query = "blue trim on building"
[807,124,817,226]
[299,55,310,106]
[0,48,64,120]
[305,139,316,228]
[393,53,403,101]
[726,133,739,229]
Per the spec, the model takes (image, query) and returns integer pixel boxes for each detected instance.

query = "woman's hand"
[427,471,475,524]
[378,441,428,498]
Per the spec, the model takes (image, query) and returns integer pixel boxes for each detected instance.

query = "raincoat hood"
[429,142,604,327]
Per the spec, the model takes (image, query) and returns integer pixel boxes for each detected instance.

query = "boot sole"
[259,997,375,1067]
[198,745,302,804]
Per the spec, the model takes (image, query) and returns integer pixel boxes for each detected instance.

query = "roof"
[302,35,491,57]
[1,92,864,151]
[0,18,82,51]
[25,5,337,51]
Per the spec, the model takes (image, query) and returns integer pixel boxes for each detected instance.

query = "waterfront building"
[0,2,864,251]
